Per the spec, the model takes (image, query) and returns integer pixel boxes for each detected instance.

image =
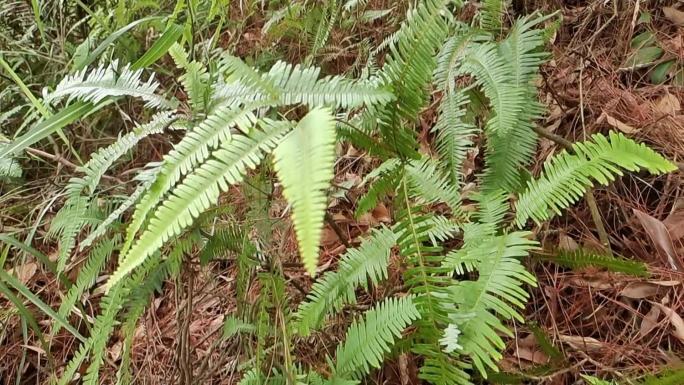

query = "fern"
[515,132,676,227]
[443,231,537,376]
[535,248,649,277]
[332,296,420,379]
[169,43,210,113]
[120,102,262,257]
[107,119,292,289]
[47,60,176,109]
[273,108,336,275]
[295,227,396,335]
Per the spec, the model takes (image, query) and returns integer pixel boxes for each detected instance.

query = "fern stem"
[531,125,613,255]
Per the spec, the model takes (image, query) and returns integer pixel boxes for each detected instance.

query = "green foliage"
[295,227,397,335]
[273,108,336,275]
[2,2,678,385]
[333,296,420,379]
[515,132,676,227]
[535,248,649,276]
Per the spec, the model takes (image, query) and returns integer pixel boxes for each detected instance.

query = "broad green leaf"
[650,59,676,84]
[0,102,94,159]
[74,16,162,71]
[132,23,184,70]
[273,108,336,275]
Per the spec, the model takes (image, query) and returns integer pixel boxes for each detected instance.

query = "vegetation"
[0,1,682,384]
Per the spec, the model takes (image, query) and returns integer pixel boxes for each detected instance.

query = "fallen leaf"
[558,233,579,251]
[634,208,683,271]
[640,305,662,338]
[655,93,681,115]
[664,207,684,241]
[109,341,122,361]
[320,226,340,247]
[604,112,639,134]
[620,282,662,299]
[558,334,604,351]
[372,203,392,223]
[652,302,684,343]
[7,262,37,284]
[514,346,550,365]
[664,7,684,26]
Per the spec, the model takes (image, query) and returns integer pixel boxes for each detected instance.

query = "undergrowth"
[0,1,679,385]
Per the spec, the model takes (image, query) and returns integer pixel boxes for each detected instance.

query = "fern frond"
[169,43,210,113]
[515,132,676,227]
[67,111,177,198]
[120,102,261,257]
[217,59,394,109]
[434,26,490,91]
[355,166,402,217]
[333,296,420,378]
[481,15,549,193]
[107,119,292,289]
[372,0,449,157]
[48,60,175,109]
[55,238,116,333]
[432,90,478,185]
[535,248,649,277]
[273,108,336,275]
[479,0,508,32]
[295,227,397,335]
[471,190,510,230]
[406,157,464,218]
[443,231,537,376]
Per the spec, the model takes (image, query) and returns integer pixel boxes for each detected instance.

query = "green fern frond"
[273,108,336,276]
[406,157,464,218]
[333,296,420,378]
[535,248,649,277]
[471,190,510,230]
[120,102,261,257]
[479,0,508,32]
[67,111,177,198]
[481,15,549,193]
[432,90,478,185]
[295,227,397,335]
[434,26,490,91]
[107,119,292,289]
[169,43,210,113]
[48,60,176,109]
[55,237,116,333]
[217,59,394,109]
[443,231,537,376]
[355,166,401,217]
[515,132,676,227]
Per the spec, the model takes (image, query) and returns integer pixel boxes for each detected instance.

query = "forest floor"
[2,1,684,384]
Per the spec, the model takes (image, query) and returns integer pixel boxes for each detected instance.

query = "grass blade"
[132,23,184,70]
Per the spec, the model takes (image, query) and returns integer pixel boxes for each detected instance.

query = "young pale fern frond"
[295,227,396,335]
[107,119,292,289]
[273,108,336,275]
[169,43,210,113]
[47,60,176,109]
[333,296,420,379]
[515,132,676,227]
[443,231,537,377]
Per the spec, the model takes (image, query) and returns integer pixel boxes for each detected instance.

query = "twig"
[532,125,613,255]
[25,147,123,184]
[324,211,351,248]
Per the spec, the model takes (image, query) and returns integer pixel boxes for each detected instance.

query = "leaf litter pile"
[2,1,684,384]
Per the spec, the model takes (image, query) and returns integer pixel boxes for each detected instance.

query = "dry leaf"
[371,203,392,223]
[558,233,579,251]
[109,341,122,361]
[664,208,684,241]
[620,282,662,299]
[664,7,684,26]
[7,262,37,284]
[634,208,683,271]
[320,227,339,247]
[652,302,684,343]
[514,346,550,365]
[558,334,604,351]
[640,305,662,338]
[604,113,639,134]
[655,93,681,116]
